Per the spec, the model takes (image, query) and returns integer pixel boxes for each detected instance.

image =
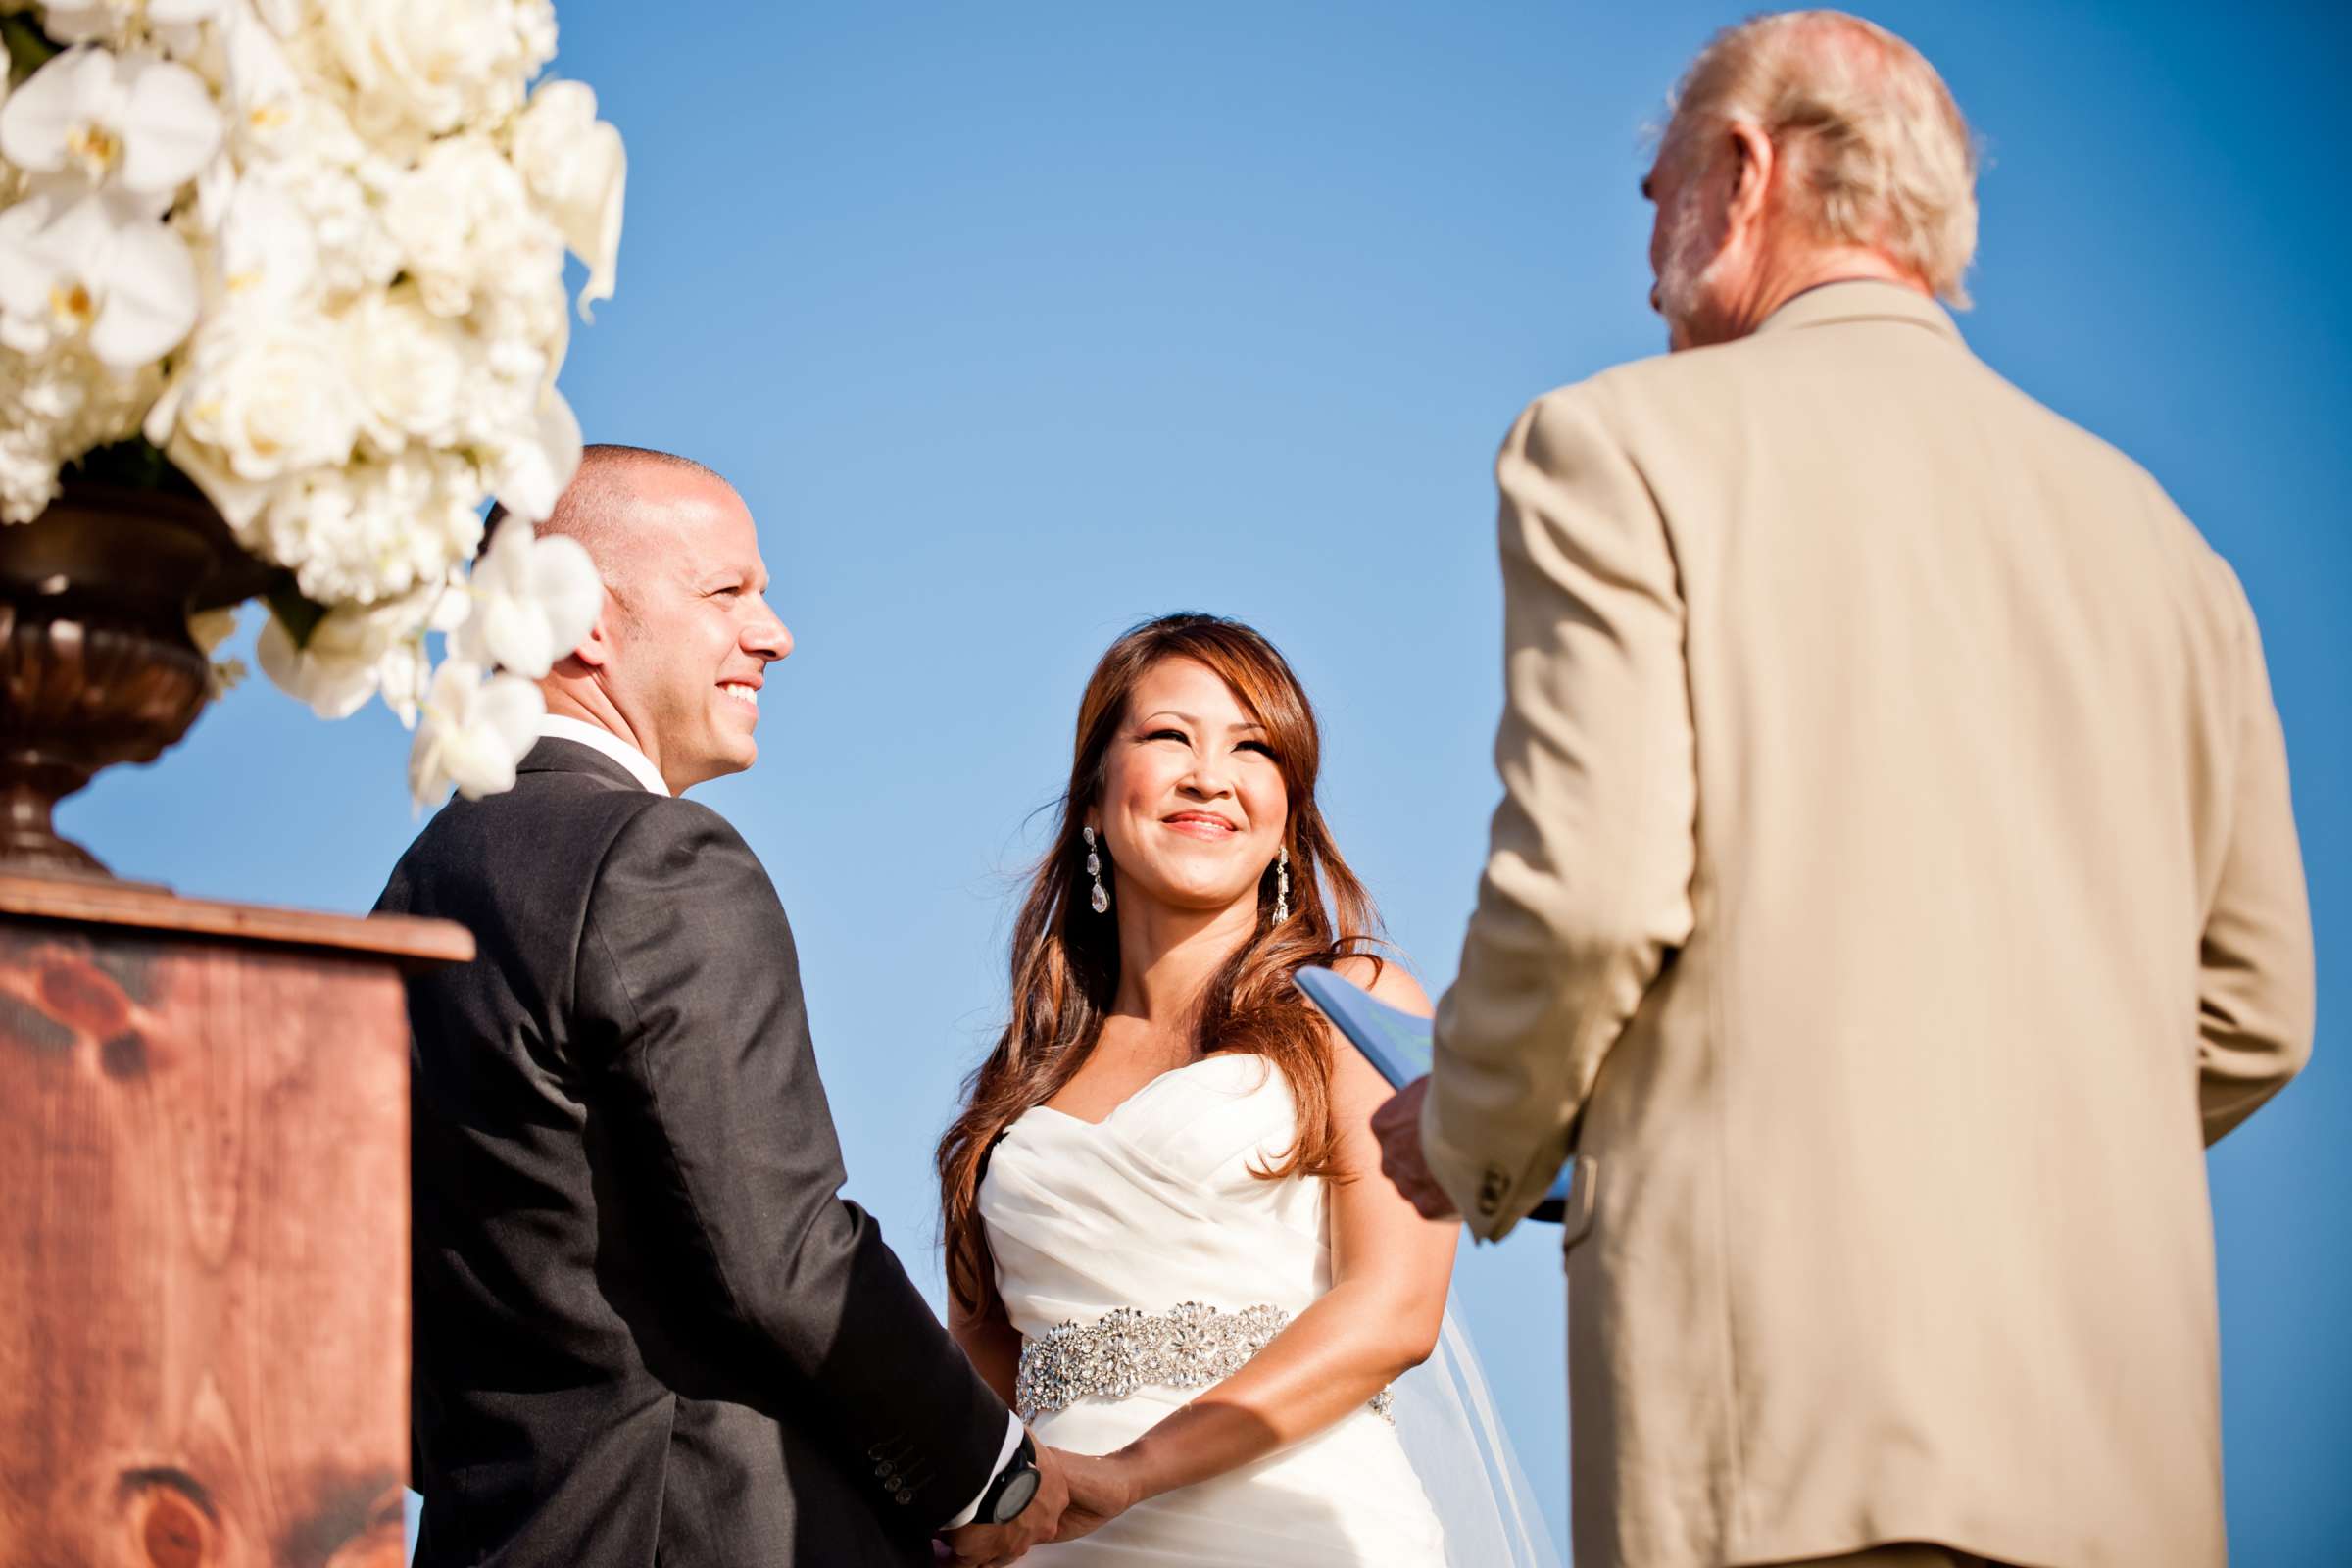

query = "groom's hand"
[1371,1076,1460,1221]
[941,1438,1070,1566]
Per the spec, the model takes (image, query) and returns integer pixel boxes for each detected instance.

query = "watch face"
[990,1467,1041,1525]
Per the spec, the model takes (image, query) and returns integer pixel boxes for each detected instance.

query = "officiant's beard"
[1654,187,1734,351]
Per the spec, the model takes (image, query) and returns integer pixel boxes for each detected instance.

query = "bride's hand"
[1047,1448,1143,1543]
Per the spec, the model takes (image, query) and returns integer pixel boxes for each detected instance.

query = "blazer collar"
[1754,278,1964,344]
[515,736,649,792]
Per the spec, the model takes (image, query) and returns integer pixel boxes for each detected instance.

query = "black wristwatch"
[976,1431,1041,1525]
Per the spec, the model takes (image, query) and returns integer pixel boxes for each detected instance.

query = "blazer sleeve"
[573,797,1011,1528]
[1423,384,1697,1241]
[2196,580,2316,1142]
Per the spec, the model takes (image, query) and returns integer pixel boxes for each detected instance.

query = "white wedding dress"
[980,1051,1561,1566]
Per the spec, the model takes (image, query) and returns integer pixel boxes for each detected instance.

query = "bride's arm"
[950,1285,1024,1409]
[1065,958,1459,1526]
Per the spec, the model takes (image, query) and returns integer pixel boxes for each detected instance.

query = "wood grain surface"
[0,877,474,968]
[0,906,440,1567]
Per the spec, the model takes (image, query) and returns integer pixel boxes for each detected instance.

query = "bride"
[936,614,1556,1566]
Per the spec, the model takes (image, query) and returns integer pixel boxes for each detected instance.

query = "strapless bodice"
[976,1050,1450,1564]
[980,1052,1328,1343]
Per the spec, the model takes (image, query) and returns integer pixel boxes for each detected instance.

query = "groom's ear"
[564,600,615,672]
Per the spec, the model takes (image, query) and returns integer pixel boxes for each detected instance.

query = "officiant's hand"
[1371,1076,1460,1221]
[942,1439,1071,1566]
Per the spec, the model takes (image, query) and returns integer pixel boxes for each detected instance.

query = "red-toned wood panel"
[0,919,412,1568]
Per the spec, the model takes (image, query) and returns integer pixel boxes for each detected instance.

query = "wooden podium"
[0,875,470,1568]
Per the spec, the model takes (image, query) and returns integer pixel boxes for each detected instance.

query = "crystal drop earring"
[1274,845,1291,923]
[1083,825,1109,913]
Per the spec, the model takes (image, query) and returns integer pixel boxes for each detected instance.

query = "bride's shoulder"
[1318,954,1433,1110]
[1326,953,1433,1018]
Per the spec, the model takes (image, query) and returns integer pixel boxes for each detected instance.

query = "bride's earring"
[1274,845,1291,923]
[1083,826,1109,914]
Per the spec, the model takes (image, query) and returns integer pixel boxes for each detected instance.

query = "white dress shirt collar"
[536,714,669,796]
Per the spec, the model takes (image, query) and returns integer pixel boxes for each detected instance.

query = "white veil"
[1388,1297,1566,1567]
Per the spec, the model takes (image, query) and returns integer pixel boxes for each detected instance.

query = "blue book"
[1295,965,1593,1232]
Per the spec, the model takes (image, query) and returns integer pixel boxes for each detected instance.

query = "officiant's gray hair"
[481,443,729,603]
[1662,9,1979,305]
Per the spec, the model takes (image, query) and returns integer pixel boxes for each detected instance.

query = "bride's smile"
[1095,656,1288,917]
[1159,810,1239,840]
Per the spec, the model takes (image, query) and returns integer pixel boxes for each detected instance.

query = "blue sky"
[76,3,2348,1559]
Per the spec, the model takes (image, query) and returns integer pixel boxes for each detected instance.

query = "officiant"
[1373,12,2315,1568]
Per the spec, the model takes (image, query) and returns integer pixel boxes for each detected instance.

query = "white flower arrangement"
[0,0,625,804]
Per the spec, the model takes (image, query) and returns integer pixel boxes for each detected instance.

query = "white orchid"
[0,182,199,371]
[187,601,237,656]
[374,626,432,726]
[0,0,626,801]
[0,46,223,195]
[254,583,438,719]
[511,78,622,318]
[485,380,579,523]
[452,514,600,678]
[39,0,225,56]
[217,0,304,114]
[187,601,245,693]
[407,658,541,805]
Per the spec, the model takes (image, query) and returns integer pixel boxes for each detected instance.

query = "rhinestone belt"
[1014,1300,1395,1423]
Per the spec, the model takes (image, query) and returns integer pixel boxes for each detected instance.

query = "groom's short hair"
[482,443,730,602]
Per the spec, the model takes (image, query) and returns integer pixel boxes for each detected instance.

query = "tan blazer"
[1421,282,2315,1568]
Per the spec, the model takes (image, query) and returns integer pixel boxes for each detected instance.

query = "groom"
[378,444,1066,1566]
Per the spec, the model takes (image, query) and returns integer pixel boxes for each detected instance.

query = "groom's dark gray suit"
[376,736,1009,1567]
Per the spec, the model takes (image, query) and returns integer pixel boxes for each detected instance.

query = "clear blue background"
[76,3,2348,1560]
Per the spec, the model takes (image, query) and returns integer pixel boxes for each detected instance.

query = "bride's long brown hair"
[936,613,1383,1315]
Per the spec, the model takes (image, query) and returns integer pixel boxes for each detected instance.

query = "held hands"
[1052,1448,1144,1543]
[1369,1077,1461,1222]
[940,1444,1143,1565]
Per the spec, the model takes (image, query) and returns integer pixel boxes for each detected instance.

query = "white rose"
[340,282,471,452]
[310,0,555,147]
[511,79,624,318]
[152,308,363,527]
[381,134,557,320]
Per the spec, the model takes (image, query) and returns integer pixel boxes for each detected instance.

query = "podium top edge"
[0,874,475,966]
